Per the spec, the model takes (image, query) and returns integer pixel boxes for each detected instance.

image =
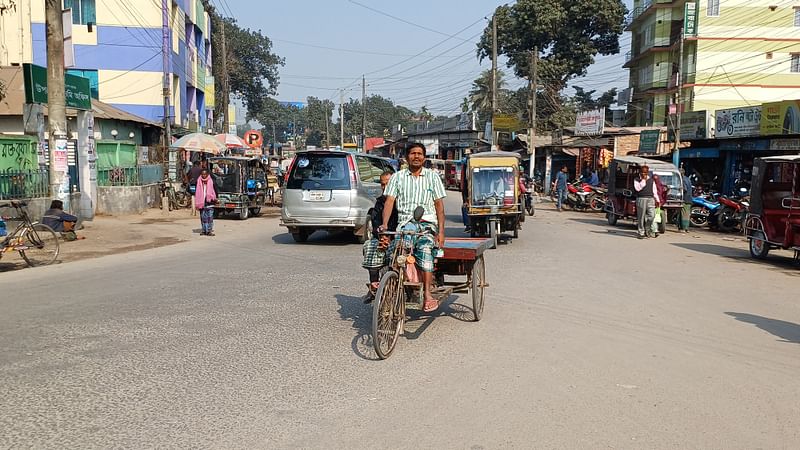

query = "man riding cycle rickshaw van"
[461,151,523,248]
[605,156,684,232]
[207,156,270,220]
[744,155,800,262]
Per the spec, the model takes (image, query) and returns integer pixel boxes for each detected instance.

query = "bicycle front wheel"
[372,270,403,359]
[20,223,60,267]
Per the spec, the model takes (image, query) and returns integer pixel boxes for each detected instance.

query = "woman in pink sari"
[195,168,217,236]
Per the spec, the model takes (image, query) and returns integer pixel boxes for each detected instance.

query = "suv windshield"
[287,153,351,190]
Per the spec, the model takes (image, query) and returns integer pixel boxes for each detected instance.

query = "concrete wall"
[96,184,161,216]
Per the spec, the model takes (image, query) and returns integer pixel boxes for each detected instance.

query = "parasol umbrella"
[170,133,226,155]
[214,133,249,148]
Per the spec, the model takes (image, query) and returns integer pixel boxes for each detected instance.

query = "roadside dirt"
[0,205,282,272]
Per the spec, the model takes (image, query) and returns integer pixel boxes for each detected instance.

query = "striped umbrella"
[170,133,226,154]
[214,133,249,148]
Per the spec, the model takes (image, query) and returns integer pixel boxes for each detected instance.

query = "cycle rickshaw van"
[462,151,523,248]
[605,156,684,233]
[745,155,800,261]
[207,156,270,220]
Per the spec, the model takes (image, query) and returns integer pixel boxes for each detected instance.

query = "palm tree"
[469,69,506,117]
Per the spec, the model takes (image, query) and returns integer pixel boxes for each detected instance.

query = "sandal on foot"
[423,299,439,313]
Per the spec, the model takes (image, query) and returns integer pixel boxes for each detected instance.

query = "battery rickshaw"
[208,156,271,220]
[745,155,800,262]
[605,156,684,232]
[462,151,523,248]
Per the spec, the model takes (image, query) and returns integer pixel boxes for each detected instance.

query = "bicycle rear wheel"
[20,223,60,267]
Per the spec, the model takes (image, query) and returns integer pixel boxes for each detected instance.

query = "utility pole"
[44,0,66,198]
[340,89,345,148]
[325,106,330,149]
[160,0,173,180]
[528,47,538,181]
[491,11,498,149]
[361,75,366,152]
[673,29,685,168]
[220,20,229,134]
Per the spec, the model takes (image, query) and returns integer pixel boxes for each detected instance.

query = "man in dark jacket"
[42,200,80,237]
[361,171,398,303]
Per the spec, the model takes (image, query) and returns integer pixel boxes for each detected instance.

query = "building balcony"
[624,0,653,31]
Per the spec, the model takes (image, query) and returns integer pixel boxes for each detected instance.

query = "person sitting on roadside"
[42,200,80,237]
[361,171,398,303]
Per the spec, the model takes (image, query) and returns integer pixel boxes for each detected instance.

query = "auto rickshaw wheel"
[607,211,618,226]
[471,256,486,321]
[239,206,249,220]
[249,207,262,217]
[373,270,403,359]
[749,231,770,259]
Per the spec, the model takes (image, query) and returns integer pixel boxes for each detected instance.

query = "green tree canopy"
[477,0,626,93]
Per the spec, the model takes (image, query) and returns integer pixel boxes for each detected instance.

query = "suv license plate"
[308,191,326,201]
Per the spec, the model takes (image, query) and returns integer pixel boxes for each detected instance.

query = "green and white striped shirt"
[384,167,447,224]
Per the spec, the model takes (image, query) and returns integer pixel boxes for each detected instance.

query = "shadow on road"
[335,291,477,360]
[569,216,614,227]
[671,243,800,276]
[589,229,639,238]
[725,312,800,344]
[271,230,356,246]
[334,293,378,361]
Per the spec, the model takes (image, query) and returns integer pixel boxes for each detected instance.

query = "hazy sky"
[218,0,634,117]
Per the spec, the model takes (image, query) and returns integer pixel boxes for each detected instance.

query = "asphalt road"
[2,194,799,449]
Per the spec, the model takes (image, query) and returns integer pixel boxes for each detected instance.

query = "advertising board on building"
[669,110,709,141]
[769,138,800,151]
[715,106,761,139]
[638,129,660,154]
[684,0,698,36]
[493,114,521,132]
[575,108,605,136]
[760,100,800,135]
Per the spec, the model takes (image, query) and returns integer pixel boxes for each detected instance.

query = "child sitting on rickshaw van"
[362,171,398,303]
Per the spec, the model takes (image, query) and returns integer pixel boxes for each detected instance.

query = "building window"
[795,7,800,27]
[707,0,720,17]
[63,0,96,25]
[791,54,800,73]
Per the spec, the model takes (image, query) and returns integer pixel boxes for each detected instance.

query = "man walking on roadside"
[555,165,568,211]
[679,167,693,233]
[634,165,658,239]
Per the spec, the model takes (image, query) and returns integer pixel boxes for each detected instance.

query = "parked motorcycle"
[690,194,721,227]
[713,188,750,233]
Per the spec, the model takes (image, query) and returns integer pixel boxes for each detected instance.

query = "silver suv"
[281,150,395,243]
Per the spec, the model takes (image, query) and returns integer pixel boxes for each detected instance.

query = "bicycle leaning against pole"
[0,200,60,267]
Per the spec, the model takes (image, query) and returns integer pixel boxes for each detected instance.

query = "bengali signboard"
[493,114,522,132]
[684,0,698,37]
[638,129,660,154]
[769,138,800,151]
[22,63,92,110]
[760,100,800,136]
[715,106,761,139]
[575,108,605,136]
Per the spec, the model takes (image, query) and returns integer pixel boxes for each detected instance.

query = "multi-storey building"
[623,0,800,126]
[0,0,214,132]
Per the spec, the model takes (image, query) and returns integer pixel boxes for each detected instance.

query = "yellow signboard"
[493,114,522,132]
[760,100,800,135]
